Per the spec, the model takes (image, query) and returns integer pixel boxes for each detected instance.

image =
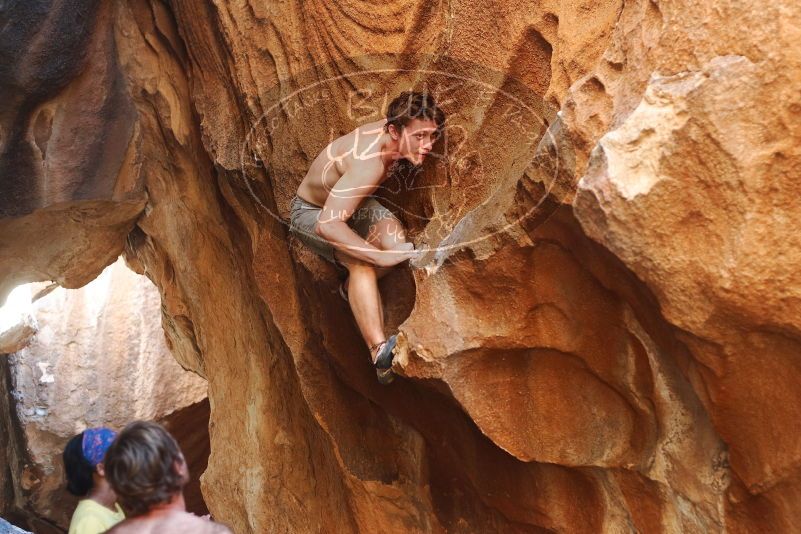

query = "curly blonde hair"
[105,421,187,517]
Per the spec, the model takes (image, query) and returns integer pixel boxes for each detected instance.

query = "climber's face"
[393,118,439,166]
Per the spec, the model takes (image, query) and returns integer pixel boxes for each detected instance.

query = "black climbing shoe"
[371,335,397,369]
[370,335,397,385]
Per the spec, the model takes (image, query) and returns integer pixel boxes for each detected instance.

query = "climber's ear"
[387,122,401,141]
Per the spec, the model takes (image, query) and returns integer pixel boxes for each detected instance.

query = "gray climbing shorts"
[288,195,395,266]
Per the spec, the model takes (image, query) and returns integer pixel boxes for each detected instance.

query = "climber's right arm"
[314,158,395,266]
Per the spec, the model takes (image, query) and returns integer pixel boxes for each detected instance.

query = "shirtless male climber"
[289,91,445,384]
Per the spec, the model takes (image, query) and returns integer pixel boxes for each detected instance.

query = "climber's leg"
[341,214,409,296]
[336,254,385,354]
[335,212,409,354]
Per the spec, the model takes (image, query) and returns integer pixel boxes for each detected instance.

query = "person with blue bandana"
[62,427,125,534]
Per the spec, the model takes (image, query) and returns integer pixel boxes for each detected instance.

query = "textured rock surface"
[0,0,145,303]
[0,259,208,530]
[567,2,801,530]
[0,0,799,532]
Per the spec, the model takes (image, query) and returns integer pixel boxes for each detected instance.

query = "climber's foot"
[370,335,397,369]
[370,335,397,384]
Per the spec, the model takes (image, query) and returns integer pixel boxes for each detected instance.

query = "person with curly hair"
[104,421,231,534]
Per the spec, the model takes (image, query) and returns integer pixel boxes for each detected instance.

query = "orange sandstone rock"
[1,0,799,532]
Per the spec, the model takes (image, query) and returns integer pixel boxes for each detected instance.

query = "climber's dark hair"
[63,433,94,496]
[384,91,445,135]
[105,421,187,517]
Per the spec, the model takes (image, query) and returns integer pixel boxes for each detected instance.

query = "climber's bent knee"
[371,216,408,252]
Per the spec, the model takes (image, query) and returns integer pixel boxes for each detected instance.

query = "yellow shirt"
[68,499,125,534]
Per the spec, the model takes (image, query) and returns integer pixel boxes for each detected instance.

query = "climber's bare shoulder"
[107,512,233,534]
[297,118,390,208]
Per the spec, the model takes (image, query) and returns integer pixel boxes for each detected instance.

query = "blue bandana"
[81,427,117,467]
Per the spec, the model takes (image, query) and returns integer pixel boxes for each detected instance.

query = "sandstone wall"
[0,0,798,532]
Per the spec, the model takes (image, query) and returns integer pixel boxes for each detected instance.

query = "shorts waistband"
[291,194,324,210]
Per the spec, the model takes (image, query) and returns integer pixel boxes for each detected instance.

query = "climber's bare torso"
[296,118,392,208]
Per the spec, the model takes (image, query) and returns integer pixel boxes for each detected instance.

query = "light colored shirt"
[68,499,125,534]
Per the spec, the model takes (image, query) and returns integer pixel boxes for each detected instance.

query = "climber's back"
[296,117,392,208]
